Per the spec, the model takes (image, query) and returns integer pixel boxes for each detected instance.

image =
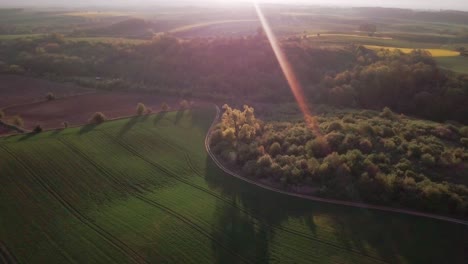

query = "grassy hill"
[0,107,467,263]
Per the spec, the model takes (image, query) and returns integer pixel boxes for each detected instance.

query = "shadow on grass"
[175,109,186,125]
[18,132,38,141]
[50,128,64,137]
[118,116,142,137]
[154,111,167,126]
[79,123,100,135]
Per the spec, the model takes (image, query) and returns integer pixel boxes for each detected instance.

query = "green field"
[0,34,43,40]
[65,37,148,44]
[0,107,467,263]
[435,56,468,74]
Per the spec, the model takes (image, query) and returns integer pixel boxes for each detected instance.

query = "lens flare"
[253,1,322,138]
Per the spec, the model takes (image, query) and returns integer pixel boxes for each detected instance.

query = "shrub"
[359,139,373,153]
[89,112,106,124]
[269,142,281,157]
[326,121,343,132]
[380,126,395,138]
[342,114,355,123]
[179,100,190,110]
[161,103,169,112]
[439,150,461,167]
[242,160,258,177]
[33,125,43,133]
[136,103,147,115]
[342,134,358,149]
[306,137,330,158]
[287,144,299,155]
[307,158,320,174]
[323,152,343,169]
[461,138,468,147]
[12,116,24,127]
[325,132,345,149]
[358,122,374,135]
[257,154,273,168]
[380,107,395,119]
[433,126,455,140]
[460,126,468,137]
[407,143,422,158]
[62,121,69,128]
[46,92,56,101]
[421,153,435,166]
[383,139,396,151]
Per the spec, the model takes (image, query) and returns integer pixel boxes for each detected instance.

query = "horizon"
[0,0,467,12]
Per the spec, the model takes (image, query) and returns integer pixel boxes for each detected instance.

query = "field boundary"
[0,89,98,111]
[205,105,468,226]
[0,120,27,135]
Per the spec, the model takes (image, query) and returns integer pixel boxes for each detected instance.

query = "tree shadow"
[153,111,167,126]
[79,123,100,135]
[174,109,185,125]
[210,200,272,264]
[18,132,38,141]
[118,116,142,137]
[141,114,150,123]
[50,128,64,137]
[204,158,273,263]
[203,154,468,263]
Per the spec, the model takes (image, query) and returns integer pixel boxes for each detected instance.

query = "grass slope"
[0,107,467,263]
[435,56,468,74]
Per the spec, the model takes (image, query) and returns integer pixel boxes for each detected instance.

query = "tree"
[257,154,272,168]
[136,103,147,115]
[33,125,43,133]
[161,102,169,112]
[46,92,56,101]
[421,153,435,166]
[220,104,260,144]
[12,116,24,127]
[179,100,190,110]
[89,112,106,124]
[380,107,396,119]
[62,121,69,128]
[269,142,281,157]
[306,137,330,158]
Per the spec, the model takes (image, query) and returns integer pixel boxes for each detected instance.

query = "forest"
[0,33,466,123]
[210,105,468,218]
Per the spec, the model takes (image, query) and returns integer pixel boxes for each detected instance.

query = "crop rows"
[1,109,466,263]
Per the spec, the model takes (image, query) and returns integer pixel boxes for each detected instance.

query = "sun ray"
[253,1,322,138]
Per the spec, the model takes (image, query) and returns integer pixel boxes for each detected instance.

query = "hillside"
[0,107,467,263]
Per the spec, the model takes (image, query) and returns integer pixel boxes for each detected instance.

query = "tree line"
[0,34,466,123]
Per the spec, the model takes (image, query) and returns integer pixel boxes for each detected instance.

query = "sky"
[0,0,467,11]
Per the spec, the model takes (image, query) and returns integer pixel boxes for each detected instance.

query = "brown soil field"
[2,92,186,131]
[0,74,94,108]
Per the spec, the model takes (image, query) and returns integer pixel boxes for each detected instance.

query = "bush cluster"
[212,106,468,217]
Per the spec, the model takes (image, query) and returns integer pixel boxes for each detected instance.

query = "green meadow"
[0,107,466,263]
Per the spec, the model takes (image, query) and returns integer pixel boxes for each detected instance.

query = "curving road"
[205,105,468,226]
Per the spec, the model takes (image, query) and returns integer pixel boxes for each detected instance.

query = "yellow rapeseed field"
[365,45,460,57]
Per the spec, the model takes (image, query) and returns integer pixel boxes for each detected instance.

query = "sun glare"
[252,1,322,138]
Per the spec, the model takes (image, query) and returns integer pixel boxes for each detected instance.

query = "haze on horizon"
[0,0,467,11]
